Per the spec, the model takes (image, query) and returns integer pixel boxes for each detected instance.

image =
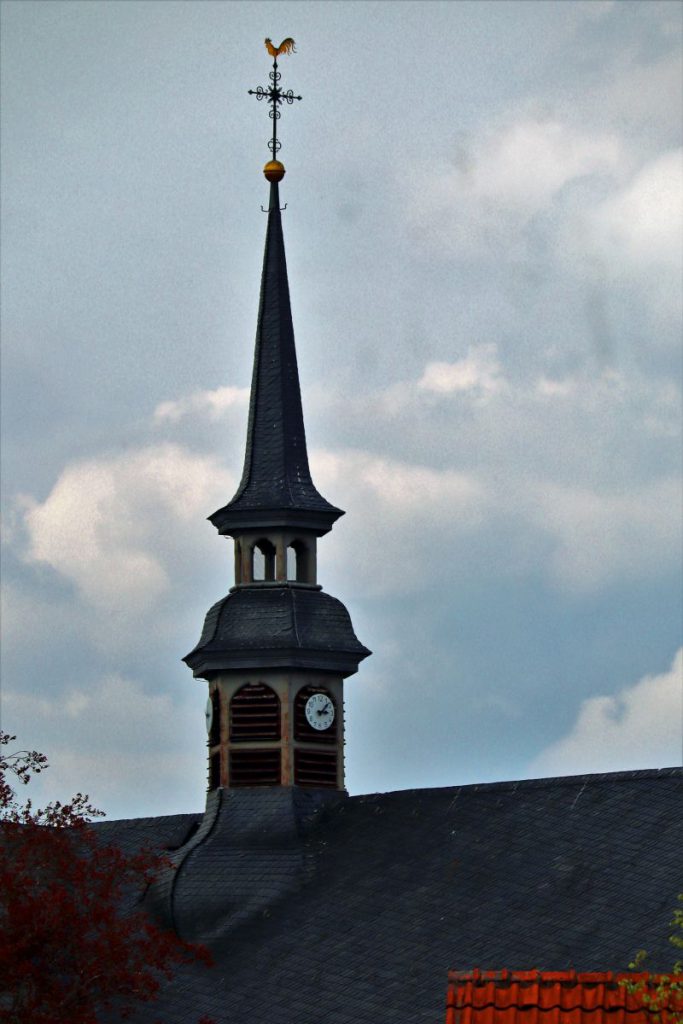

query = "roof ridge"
[93,767,682,824]
[93,812,201,827]
[349,766,683,801]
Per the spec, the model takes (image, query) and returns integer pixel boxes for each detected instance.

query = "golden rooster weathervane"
[264,37,296,58]
[249,37,301,186]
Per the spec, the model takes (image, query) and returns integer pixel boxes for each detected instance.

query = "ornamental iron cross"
[248,40,302,159]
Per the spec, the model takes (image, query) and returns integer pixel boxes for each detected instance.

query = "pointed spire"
[210,182,342,536]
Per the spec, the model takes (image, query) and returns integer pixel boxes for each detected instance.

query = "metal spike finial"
[248,38,302,167]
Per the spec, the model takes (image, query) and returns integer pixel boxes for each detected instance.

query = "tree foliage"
[0,732,214,1024]
[621,894,683,1024]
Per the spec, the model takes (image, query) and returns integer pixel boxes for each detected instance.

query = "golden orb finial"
[264,159,286,182]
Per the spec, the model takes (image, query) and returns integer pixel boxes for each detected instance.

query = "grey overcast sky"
[1,0,681,819]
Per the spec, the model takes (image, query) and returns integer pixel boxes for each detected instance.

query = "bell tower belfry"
[183,46,370,794]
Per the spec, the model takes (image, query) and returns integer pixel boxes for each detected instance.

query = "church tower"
[184,49,370,795]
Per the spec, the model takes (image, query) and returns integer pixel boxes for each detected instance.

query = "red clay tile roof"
[446,970,676,1024]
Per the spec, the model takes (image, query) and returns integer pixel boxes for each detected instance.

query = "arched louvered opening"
[294,686,337,744]
[252,538,276,581]
[294,749,338,789]
[229,749,281,787]
[208,688,221,747]
[287,540,310,583]
[230,683,281,742]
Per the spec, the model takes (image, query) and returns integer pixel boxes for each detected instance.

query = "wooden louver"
[230,749,281,787]
[230,683,281,741]
[209,751,221,790]
[294,749,338,788]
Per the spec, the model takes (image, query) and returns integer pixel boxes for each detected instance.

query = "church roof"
[183,583,371,676]
[209,181,342,537]
[97,767,683,1024]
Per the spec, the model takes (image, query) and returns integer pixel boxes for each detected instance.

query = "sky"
[1,0,681,820]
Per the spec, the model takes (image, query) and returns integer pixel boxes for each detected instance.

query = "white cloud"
[20,444,233,613]
[308,354,681,596]
[588,149,682,268]
[469,120,621,209]
[528,476,682,591]
[3,674,207,818]
[534,376,578,398]
[311,449,486,596]
[315,449,681,599]
[556,45,682,154]
[404,113,680,340]
[417,344,504,397]
[556,148,682,338]
[529,648,683,776]
[154,384,249,424]
[405,118,623,254]
[313,449,484,523]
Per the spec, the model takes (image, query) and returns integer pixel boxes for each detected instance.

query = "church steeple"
[184,42,369,795]
[209,179,342,535]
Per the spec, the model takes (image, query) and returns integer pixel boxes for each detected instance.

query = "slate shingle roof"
[184,583,371,676]
[209,181,342,536]
[96,767,683,1024]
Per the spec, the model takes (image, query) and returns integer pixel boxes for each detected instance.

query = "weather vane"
[249,37,301,184]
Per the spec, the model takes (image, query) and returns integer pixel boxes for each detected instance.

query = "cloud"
[403,114,680,345]
[560,43,682,149]
[588,149,682,268]
[570,0,616,21]
[570,149,683,335]
[467,120,621,209]
[314,358,681,596]
[313,449,484,522]
[311,449,486,596]
[153,384,249,424]
[527,476,682,592]
[417,344,504,397]
[19,444,233,613]
[214,337,682,600]
[0,578,79,654]
[3,674,207,818]
[405,118,623,255]
[529,648,683,775]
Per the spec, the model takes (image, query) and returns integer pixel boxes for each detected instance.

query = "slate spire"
[184,41,369,798]
[209,180,342,535]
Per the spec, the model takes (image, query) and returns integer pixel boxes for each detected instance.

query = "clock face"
[205,695,214,734]
[305,692,335,731]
